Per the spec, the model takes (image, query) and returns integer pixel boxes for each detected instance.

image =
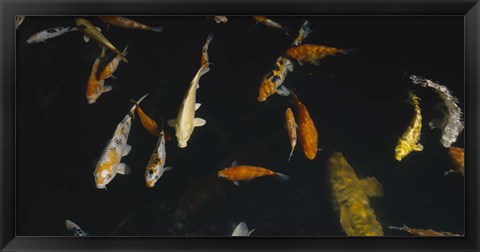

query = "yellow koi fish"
[328,152,384,236]
[93,94,148,189]
[395,91,423,161]
[285,107,297,161]
[75,18,128,63]
[257,56,293,102]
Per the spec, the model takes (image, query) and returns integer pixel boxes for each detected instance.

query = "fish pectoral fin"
[167,119,177,127]
[195,103,201,111]
[248,228,256,236]
[360,177,383,197]
[231,160,239,166]
[110,75,118,80]
[233,181,240,186]
[103,85,113,93]
[414,143,423,151]
[83,36,90,43]
[163,166,173,172]
[194,118,206,127]
[122,145,132,157]
[116,163,131,175]
[276,86,291,96]
[95,26,102,32]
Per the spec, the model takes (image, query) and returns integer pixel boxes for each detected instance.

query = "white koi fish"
[65,220,89,236]
[145,129,173,188]
[93,94,148,189]
[27,26,78,44]
[232,222,255,236]
[168,64,209,148]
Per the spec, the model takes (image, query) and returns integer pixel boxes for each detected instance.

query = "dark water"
[16,16,464,236]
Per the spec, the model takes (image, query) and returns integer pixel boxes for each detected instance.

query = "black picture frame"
[1,0,479,251]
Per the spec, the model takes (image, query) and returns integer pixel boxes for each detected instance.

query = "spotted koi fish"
[27,26,78,44]
[218,162,289,186]
[388,225,462,237]
[445,146,464,176]
[145,129,172,188]
[285,107,297,161]
[257,56,293,102]
[252,16,289,36]
[290,90,319,160]
[200,32,214,67]
[286,44,352,65]
[395,91,423,161]
[98,16,163,32]
[93,94,148,189]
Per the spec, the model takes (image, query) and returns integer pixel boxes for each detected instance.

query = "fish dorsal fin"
[83,36,90,43]
[359,177,383,197]
[167,119,177,127]
[194,118,206,127]
[95,26,102,32]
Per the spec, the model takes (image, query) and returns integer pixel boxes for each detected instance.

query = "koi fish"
[168,64,209,148]
[445,146,464,176]
[145,129,173,188]
[98,16,163,32]
[388,225,462,237]
[328,152,384,236]
[130,95,161,137]
[97,44,129,81]
[395,91,423,161]
[257,56,293,102]
[214,16,228,23]
[232,222,255,236]
[290,90,319,160]
[252,16,289,35]
[292,20,312,46]
[218,162,289,186]
[85,47,111,104]
[65,220,89,236]
[75,18,128,63]
[285,107,297,161]
[410,75,464,148]
[26,26,78,44]
[16,16,25,30]
[200,32,214,67]
[93,94,148,189]
[286,44,352,65]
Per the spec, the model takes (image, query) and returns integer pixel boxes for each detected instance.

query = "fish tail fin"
[206,32,214,44]
[275,172,290,182]
[339,48,357,55]
[150,26,163,32]
[388,225,406,231]
[444,169,456,176]
[289,88,299,104]
[288,150,294,162]
[122,44,129,55]
[129,93,149,117]
[198,62,211,77]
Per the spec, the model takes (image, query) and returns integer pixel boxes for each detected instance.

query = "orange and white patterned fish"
[98,16,163,32]
[286,44,352,65]
[97,44,129,81]
[85,47,110,104]
[93,94,148,189]
[285,107,297,161]
[218,162,289,186]
[145,129,172,188]
[257,56,293,102]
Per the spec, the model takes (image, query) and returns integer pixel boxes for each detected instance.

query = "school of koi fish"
[17,16,464,237]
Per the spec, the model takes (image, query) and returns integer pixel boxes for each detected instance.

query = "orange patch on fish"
[286,44,350,65]
[136,104,161,137]
[218,165,276,181]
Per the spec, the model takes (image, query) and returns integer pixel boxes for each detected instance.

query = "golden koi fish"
[395,91,423,161]
[388,225,462,236]
[200,32,214,67]
[145,129,172,188]
[98,16,163,32]
[290,90,319,160]
[218,162,289,186]
[285,107,297,161]
[75,18,128,63]
[252,16,289,35]
[328,152,384,236]
[93,94,148,189]
[129,94,162,137]
[445,146,464,176]
[286,44,352,65]
[257,56,293,102]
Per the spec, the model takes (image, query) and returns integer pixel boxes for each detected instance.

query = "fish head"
[394,144,408,161]
[217,170,227,178]
[75,18,90,29]
[85,81,104,104]
[175,125,191,148]
[94,165,115,189]
[26,35,40,44]
[145,167,161,188]
[257,76,275,102]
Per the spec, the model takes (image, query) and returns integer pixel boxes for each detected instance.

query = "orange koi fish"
[129,94,161,137]
[252,16,289,35]
[286,44,352,65]
[200,32,214,67]
[97,44,129,81]
[98,16,163,32]
[285,107,297,161]
[445,146,464,176]
[85,47,111,104]
[218,162,289,186]
[388,225,463,237]
[290,90,319,160]
[257,56,293,102]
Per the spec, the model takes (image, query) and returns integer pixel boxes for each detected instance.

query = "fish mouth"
[95,184,106,189]
[178,142,187,148]
[146,181,155,188]
[87,98,96,104]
